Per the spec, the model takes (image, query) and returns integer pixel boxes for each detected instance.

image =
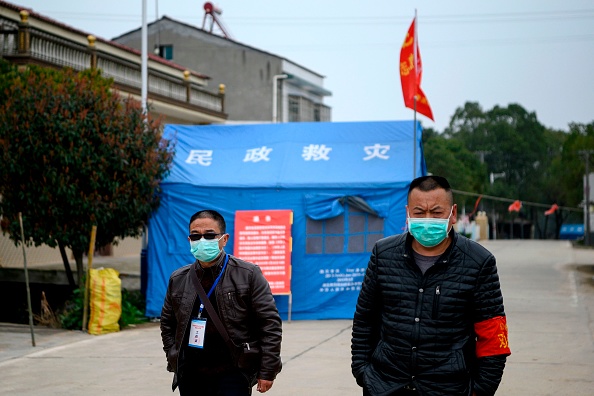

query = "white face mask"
[407,207,453,247]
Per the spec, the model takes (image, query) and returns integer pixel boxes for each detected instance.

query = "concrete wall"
[0,234,142,268]
[114,19,284,122]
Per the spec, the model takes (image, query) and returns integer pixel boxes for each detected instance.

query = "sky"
[11,0,594,132]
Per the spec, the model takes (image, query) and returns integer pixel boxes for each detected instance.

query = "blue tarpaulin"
[146,121,426,319]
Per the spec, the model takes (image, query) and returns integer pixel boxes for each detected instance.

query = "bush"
[120,289,148,328]
[59,287,84,330]
[58,287,147,330]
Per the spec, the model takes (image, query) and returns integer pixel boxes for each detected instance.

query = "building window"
[314,106,320,122]
[315,103,331,122]
[289,95,300,122]
[288,95,331,122]
[306,204,384,254]
[156,45,174,60]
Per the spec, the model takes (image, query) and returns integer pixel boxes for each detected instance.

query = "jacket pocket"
[223,288,251,320]
[235,341,262,372]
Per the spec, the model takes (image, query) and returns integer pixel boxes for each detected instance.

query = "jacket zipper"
[432,285,441,319]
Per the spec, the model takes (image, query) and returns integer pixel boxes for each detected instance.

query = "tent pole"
[288,293,292,323]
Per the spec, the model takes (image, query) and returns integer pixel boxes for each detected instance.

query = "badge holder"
[188,317,207,348]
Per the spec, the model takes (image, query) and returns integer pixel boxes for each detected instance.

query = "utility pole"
[489,172,505,240]
[490,172,506,185]
[141,0,148,115]
[578,150,594,246]
[474,150,491,164]
[473,150,490,213]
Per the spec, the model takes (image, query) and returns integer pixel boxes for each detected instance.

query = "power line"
[139,31,594,54]
[451,189,581,213]
[24,9,594,26]
[22,7,594,52]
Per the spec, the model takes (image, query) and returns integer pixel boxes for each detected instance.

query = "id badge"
[188,318,207,348]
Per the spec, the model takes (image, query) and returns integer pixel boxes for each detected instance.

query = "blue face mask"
[190,236,223,262]
[408,207,453,248]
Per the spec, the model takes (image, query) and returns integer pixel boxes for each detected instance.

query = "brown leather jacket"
[160,252,282,389]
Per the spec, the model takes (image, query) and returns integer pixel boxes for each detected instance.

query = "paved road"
[0,240,593,395]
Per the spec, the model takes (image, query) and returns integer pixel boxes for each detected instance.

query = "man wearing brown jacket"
[161,209,282,395]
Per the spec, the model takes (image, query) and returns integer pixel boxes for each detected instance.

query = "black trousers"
[178,367,252,396]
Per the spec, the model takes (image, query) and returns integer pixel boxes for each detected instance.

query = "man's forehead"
[408,188,450,205]
[190,218,220,230]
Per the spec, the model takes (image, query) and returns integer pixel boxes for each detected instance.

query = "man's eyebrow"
[411,205,444,211]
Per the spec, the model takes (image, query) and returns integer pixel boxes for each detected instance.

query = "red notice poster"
[234,210,292,295]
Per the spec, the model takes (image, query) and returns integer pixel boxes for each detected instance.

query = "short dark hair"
[189,210,226,233]
[407,175,454,205]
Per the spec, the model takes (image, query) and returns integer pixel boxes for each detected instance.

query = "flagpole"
[413,10,418,180]
[400,9,431,179]
[413,97,417,179]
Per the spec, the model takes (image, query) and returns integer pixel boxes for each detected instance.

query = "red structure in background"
[202,2,232,39]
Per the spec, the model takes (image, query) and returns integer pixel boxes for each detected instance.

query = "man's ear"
[451,204,458,225]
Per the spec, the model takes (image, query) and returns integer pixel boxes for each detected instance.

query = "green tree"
[0,61,173,286]
[556,122,594,206]
[422,126,487,208]
[441,101,580,239]
[445,102,549,201]
[533,127,571,237]
[540,121,594,236]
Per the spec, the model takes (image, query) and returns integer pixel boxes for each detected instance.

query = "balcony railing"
[0,10,226,122]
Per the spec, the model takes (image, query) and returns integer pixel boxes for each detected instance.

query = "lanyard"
[197,254,228,318]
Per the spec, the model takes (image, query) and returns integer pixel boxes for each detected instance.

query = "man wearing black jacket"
[351,175,510,396]
[161,209,282,395]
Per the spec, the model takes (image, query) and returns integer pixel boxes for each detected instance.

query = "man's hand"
[257,379,274,393]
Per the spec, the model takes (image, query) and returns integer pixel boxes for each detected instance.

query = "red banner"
[234,210,292,295]
[544,203,559,216]
[399,16,434,121]
[508,200,522,212]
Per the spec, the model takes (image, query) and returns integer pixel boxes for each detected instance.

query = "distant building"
[0,0,228,266]
[113,16,332,123]
[0,1,227,125]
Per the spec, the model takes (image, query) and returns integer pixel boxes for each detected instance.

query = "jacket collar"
[193,249,227,277]
[405,229,458,265]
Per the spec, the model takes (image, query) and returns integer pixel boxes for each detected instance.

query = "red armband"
[474,316,511,358]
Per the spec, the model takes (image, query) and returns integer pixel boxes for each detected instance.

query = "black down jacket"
[351,231,507,396]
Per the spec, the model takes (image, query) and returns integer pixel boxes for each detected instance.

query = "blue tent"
[146,121,426,319]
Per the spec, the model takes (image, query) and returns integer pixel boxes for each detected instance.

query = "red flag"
[400,16,434,121]
[508,200,522,212]
[544,203,559,216]
[468,195,483,218]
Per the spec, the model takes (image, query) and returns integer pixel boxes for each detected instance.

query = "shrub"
[58,287,147,330]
